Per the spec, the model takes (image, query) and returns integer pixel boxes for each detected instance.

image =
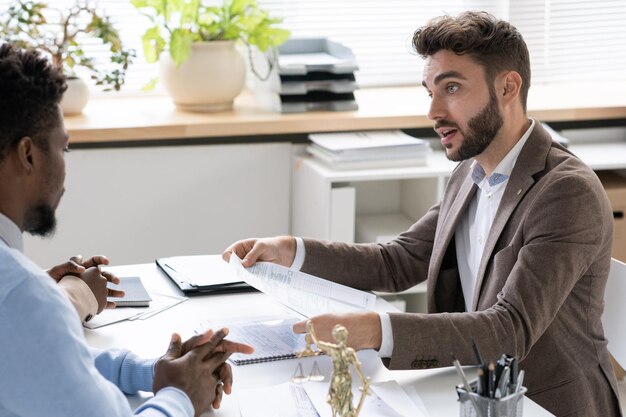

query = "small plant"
[132,0,290,75]
[0,0,135,91]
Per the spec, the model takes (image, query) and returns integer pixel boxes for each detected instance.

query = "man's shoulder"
[0,245,56,304]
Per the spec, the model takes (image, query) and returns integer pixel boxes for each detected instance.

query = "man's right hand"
[222,236,296,268]
[80,266,114,314]
[153,329,247,416]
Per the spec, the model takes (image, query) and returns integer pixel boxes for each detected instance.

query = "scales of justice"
[295,320,371,417]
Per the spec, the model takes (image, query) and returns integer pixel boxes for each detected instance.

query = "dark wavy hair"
[413,11,530,111]
[0,44,67,162]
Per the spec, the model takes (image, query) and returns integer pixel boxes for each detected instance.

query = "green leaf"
[142,26,166,63]
[170,29,194,66]
[141,77,160,91]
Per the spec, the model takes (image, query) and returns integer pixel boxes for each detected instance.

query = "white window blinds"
[1,0,625,93]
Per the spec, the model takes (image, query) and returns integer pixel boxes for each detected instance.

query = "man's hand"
[49,255,124,312]
[222,236,296,268]
[180,328,254,407]
[153,329,251,416]
[293,312,383,351]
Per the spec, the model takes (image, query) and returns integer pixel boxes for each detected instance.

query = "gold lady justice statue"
[299,320,370,417]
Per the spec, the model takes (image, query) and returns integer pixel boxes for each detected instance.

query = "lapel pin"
[517,189,522,195]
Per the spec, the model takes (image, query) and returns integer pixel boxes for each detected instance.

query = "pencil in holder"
[457,385,527,417]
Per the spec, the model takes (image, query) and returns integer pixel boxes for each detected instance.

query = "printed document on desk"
[229,253,376,317]
[238,380,428,417]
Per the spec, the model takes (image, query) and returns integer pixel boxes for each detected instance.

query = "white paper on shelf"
[229,253,376,318]
[308,130,430,153]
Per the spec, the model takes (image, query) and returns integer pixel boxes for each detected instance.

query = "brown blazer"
[302,122,621,417]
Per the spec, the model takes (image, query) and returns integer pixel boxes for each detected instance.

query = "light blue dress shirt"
[0,212,193,417]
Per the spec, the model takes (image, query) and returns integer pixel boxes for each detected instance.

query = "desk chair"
[603,258,626,380]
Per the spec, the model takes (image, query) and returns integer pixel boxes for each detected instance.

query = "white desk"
[85,262,555,416]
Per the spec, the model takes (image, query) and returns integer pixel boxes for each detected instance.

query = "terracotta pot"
[160,41,246,112]
[61,77,90,115]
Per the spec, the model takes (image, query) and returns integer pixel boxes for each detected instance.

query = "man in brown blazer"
[224,12,621,416]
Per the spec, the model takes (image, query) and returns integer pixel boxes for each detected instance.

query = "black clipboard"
[156,257,256,296]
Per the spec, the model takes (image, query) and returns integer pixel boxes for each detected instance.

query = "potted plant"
[132,0,290,112]
[0,0,135,115]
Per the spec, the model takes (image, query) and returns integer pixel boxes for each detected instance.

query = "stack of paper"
[307,130,431,170]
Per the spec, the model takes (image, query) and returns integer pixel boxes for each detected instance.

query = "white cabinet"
[292,151,457,243]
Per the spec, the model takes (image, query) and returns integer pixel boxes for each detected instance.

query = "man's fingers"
[82,255,110,268]
[188,328,228,360]
[69,255,83,264]
[241,243,264,267]
[293,320,307,334]
[218,362,233,395]
[105,301,117,309]
[48,260,85,280]
[108,288,125,298]
[215,339,254,355]
[163,333,183,359]
[212,382,224,409]
[102,271,120,284]
[181,330,215,355]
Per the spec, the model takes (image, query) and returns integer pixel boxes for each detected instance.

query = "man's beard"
[24,204,57,237]
[444,89,503,162]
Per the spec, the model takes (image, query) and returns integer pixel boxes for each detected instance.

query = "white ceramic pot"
[160,41,246,112]
[61,77,90,115]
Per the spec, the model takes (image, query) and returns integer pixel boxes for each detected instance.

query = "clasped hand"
[47,255,124,313]
[154,328,254,416]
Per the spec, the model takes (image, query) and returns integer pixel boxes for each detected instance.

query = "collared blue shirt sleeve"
[0,246,193,417]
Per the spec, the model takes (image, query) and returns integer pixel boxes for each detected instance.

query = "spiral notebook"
[197,316,307,365]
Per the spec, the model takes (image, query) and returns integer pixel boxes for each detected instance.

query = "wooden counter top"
[65,83,626,144]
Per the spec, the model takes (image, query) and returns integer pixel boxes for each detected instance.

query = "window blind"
[1,0,624,94]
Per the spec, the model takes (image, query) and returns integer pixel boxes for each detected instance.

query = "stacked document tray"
[252,38,359,113]
[307,130,432,170]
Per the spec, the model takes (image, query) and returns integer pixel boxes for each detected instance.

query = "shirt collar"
[0,211,24,252]
[471,119,536,187]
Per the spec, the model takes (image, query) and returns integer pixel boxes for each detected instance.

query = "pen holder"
[457,386,527,417]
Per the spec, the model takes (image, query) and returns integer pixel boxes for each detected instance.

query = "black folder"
[156,255,255,296]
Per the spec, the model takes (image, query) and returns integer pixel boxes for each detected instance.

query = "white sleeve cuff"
[377,313,394,358]
[290,237,306,271]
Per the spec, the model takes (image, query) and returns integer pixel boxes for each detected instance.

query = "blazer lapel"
[471,122,553,310]
[430,169,477,280]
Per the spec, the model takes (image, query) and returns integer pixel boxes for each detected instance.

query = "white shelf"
[569,142,626,171]
[355,212,415,243]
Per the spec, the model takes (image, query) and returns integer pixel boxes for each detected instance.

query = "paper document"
[229,253,376,317]
[158,255,242,287]
[303,380,429,417]
[238,380,428,417]
[84,293,186,329]
[197,315,306,365]
[238,382,319,417]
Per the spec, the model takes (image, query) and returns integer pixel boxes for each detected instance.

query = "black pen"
[471,337,485,366]
[488,362,496,398]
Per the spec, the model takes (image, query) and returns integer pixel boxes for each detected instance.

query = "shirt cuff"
[377,313,394,358]
[290,237,306,271]
[58,275,99,322]
[135,387,194,417]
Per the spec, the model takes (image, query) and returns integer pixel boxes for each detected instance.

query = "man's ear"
[15,137,35,174]
[501,71,523,104]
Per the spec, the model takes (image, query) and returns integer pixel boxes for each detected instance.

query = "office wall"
[24,142,292,268]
